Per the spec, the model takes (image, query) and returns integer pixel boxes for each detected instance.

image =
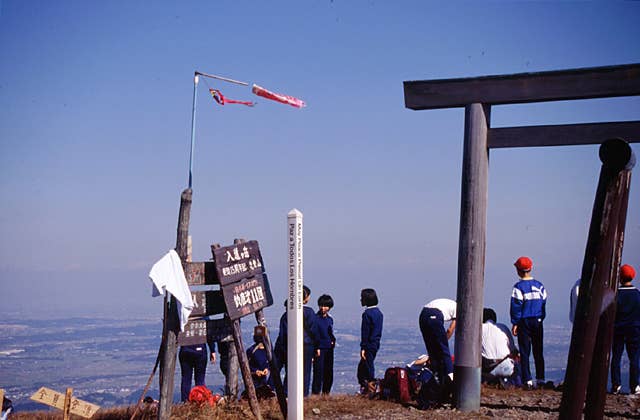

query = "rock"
[312,407,321,415]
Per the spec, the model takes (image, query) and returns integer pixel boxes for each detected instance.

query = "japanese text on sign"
[30,387,100,419]
[222,273,272,320]
[232,278,265,309]
[178,319,208,346]
[214,240,265,286]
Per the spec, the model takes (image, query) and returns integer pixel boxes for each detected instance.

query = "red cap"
[514,256,533,272]
[620,264,636,282]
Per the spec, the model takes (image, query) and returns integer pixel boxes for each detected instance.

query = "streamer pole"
[187,73,199,189]
[187,71,249,189]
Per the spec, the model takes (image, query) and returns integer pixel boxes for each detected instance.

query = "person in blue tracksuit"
[312,294,336,394]
[611,264,640,395]
[246,334,274,390]
[302,285,320,396]
[510,256,547,389]
[274,300,287,380]
[275,290,319,397]
[357,288,383,390]
[178,336,216,402]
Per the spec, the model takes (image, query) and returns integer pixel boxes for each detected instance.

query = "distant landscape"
[0,315,627,413]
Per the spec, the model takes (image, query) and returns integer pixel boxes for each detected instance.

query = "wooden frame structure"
[403,63,640,411]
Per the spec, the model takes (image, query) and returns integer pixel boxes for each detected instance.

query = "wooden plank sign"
[213,240,265,286]
[30,387,100,418]
[183,261,222,316]
[178,261,228,346]
[222,273,273,320]
[178,319,208,346]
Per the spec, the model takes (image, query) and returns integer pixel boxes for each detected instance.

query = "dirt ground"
[301,388,640,420]
[10,387,640,419]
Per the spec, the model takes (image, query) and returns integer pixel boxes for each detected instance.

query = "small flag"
[209,89,255,107]
[251,84,306,108]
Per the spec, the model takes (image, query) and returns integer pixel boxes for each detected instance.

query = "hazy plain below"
[0,314,630,412]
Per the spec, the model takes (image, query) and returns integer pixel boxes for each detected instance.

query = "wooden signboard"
[182,262,223,316]
[30,387,100,418]
[179,241,272,340]
[178,319,208,346]
[213,240,265,286]
[222,273,273,320]
[178,261,227,346]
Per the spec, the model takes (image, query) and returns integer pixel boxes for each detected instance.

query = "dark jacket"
[274,311,287,363]
[275,306,320,354]
[303,306,320,348]
[615,285,640,328]
[316,312,336,350]
[360,306,383,352]
[247,343,272,387]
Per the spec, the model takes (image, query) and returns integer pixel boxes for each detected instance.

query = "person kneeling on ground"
[246,327,275,399]
[481,308,519,388]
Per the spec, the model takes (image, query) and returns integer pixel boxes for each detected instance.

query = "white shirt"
[149,249,194,331]
[425,298,457,322]
[482,320,511,360]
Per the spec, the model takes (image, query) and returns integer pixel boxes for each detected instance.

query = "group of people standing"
[273,286,337,396]
[270,286,385,398]
[178,285,339,401]
[417,256,639,399]
[178,256,639,402]
[178,285,383,401]
[412,256,546,397]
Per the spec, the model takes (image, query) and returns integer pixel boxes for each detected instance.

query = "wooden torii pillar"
[403,63,640,411]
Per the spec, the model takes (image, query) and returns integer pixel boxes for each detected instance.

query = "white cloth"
[482,320,511,360]
[425,298,457,321]
[149,249,194,331]
[483,320,515,378]
[489,358,515,378]
[569,279,580,323]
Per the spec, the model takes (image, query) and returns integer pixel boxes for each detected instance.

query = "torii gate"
[403,63,640,411]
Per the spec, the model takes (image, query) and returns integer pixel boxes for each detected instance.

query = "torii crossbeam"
[403,63,640,411]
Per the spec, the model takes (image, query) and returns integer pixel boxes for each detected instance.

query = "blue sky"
[1,1,639,327]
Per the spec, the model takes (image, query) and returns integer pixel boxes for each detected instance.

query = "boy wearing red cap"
[510,256,547,389]
[611,264,640,395]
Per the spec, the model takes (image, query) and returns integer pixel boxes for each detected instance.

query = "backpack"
[381,367,413,403]
[414,367,442,410]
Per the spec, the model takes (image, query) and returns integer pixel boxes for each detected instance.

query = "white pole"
[287,209,303,420]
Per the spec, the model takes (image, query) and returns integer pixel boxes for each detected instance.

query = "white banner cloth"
[149,249,194,331]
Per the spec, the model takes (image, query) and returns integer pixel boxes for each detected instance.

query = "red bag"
[188,385,220,407]
[382,367,412,403]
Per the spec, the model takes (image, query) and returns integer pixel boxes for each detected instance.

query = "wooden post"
[255,310,287,418]
[453,103,490,411]
[158,188,192,420]
[585,303,617,418]
[62,388,72,420]
[560,139,634,419]
[231,319,263,420]
[230,237,285,414]
[585,167,631,419]
[227,238,265,419]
